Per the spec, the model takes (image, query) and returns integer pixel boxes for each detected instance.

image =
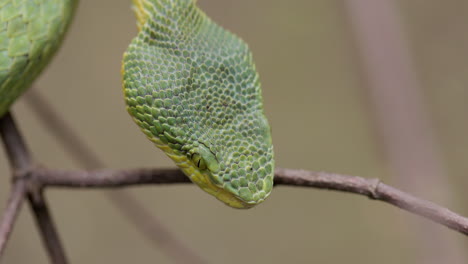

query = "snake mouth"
[212,189,260,209]
[206,172,271,209]
[203,175,253,209]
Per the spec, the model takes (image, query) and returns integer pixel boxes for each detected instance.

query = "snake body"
[0,0,77,116]
[123,0,274,208]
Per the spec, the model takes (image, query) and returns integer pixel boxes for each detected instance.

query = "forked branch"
[0,113,68,264]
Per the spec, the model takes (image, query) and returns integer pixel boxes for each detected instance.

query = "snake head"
[184,113,274,209]
[123,0,274,208]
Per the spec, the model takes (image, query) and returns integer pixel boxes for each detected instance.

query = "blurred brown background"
[1,0,468,263]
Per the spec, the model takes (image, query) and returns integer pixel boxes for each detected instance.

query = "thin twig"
[0,113,31,171]
[31,167,468,236]
[34,167,189,187]
[275,168,468,235]
[27,190,68,264]
[0,179,27,257]
[25,89,206,264]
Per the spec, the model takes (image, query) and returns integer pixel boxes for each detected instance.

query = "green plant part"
[122,0,274,208]
[0,0,78,116]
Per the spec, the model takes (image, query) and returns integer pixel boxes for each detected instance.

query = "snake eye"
[191,153,207,170]
[190,144,220,173]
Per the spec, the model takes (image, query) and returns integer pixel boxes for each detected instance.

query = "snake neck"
[132,0,149,30]
[132,0,199,31]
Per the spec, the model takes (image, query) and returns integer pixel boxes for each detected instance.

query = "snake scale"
[0,0,274,209]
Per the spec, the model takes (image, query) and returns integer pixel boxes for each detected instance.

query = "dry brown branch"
[27,190,68,264]
[275,168,468,235]
[0,113,31,171]
[0,179,27,255]
[29,167,468,236]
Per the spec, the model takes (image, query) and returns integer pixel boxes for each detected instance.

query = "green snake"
[0,0,77,116]
[0,0,274,209]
